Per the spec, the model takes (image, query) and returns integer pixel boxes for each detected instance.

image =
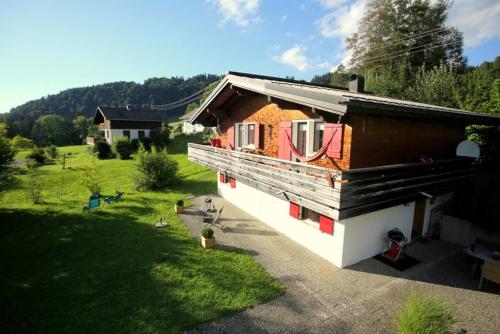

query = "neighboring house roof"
[93,106,165,124]
[180,110,196,121]
[190,71,500,125]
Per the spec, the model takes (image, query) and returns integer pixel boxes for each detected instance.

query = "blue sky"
[1,0,499,113]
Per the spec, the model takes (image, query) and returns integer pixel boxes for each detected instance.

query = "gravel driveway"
[181,195,500,334]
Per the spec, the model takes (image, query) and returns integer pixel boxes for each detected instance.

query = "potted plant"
[201,227,215,249]
[175,199,184,213]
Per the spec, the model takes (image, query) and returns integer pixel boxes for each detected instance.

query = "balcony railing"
[188,143,477,220]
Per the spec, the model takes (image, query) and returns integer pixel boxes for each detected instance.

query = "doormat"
[373,254,421,271]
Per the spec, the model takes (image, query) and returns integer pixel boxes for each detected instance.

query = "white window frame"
[291,119,324,158]
[234,122,256,150]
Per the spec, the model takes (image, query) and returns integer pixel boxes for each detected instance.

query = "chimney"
[348,74,365,93]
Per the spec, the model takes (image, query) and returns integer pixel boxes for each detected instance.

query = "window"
[302,207,320,223]
[234,122,257,149]
[296,122,308,156]
[247,124,255,145]
[138,130,145,139]
[292,120,324,158]
[123,130,130,138]
[290,202,332,233]
[313,122,324,151]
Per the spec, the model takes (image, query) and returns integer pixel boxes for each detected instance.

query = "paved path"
[181,195,500,334]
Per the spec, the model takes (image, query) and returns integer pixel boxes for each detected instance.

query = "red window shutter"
[319,215,334,235]
[289,202,300,219]
[219,172,227,183]
[227,125,235,150]
[229,177,236,188]
[254,123,261,149]
[323,123,343,159]
[278,121,292,160]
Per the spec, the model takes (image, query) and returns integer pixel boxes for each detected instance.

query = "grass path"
[0,136,284,333]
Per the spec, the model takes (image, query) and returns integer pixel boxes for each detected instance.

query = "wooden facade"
[212,94,465,171]
[187,72,500,221]
[216,95,352,170]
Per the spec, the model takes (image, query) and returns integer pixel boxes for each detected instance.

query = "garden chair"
[479,261,500,290]
[200,197,216,214]
[203,207,224,230]
[104,191,124,204]
[83,194,101,212]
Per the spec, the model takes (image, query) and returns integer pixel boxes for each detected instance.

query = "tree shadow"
[0,208,283,333]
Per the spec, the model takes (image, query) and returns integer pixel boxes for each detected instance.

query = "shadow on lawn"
[0,208,282,333]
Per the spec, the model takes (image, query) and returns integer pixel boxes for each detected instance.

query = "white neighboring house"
[180,110,205,134]
[90,106,164,145]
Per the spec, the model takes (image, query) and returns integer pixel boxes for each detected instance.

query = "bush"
[11,135,34,149]
[82,159,103,195]
[113,137,133,159]
[201,227,214,239]
[396,293,455,334]
[26,148,47,164]
[27,172,44,204]
[45,145,59,159]
[131,137,152,152]
[176,199,184,206]
[133,145,178,191]
[93,141,112,159]
[172,123,183,136]
[150,123,170,148]
[0,127,16,186]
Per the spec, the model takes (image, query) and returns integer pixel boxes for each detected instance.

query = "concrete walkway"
[181,195,500,334]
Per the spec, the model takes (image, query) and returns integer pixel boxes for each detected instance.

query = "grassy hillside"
[0,135,284,333]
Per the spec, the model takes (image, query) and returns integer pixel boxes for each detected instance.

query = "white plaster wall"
[421,193,453,236]
[340,203,415,267]
[218,179,346,267]
[109,129,152,144]
[430,212,500,247]
[108,129,123,145]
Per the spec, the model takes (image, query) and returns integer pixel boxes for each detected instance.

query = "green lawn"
[0,135,284,333]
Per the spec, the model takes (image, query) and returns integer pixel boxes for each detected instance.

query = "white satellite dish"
[456,140,480,159]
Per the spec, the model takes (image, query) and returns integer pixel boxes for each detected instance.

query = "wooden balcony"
[188,143,478,220]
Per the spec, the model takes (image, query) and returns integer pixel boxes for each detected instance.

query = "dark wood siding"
[349,114,465,168]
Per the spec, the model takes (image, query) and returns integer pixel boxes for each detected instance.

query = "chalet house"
[187,71,500,268]
[92,106,165,145]
[180,110,206,134]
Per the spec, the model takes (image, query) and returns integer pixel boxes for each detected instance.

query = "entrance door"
[412,199,427,238]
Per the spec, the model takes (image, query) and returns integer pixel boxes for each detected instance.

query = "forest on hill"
[1,74,220,139]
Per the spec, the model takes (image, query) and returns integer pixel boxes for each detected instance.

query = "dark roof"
[94,106,165,122]
[190,71,500,125]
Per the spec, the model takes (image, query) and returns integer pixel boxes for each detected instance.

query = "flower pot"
[175,205,184,213]
[201,236,215,249]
